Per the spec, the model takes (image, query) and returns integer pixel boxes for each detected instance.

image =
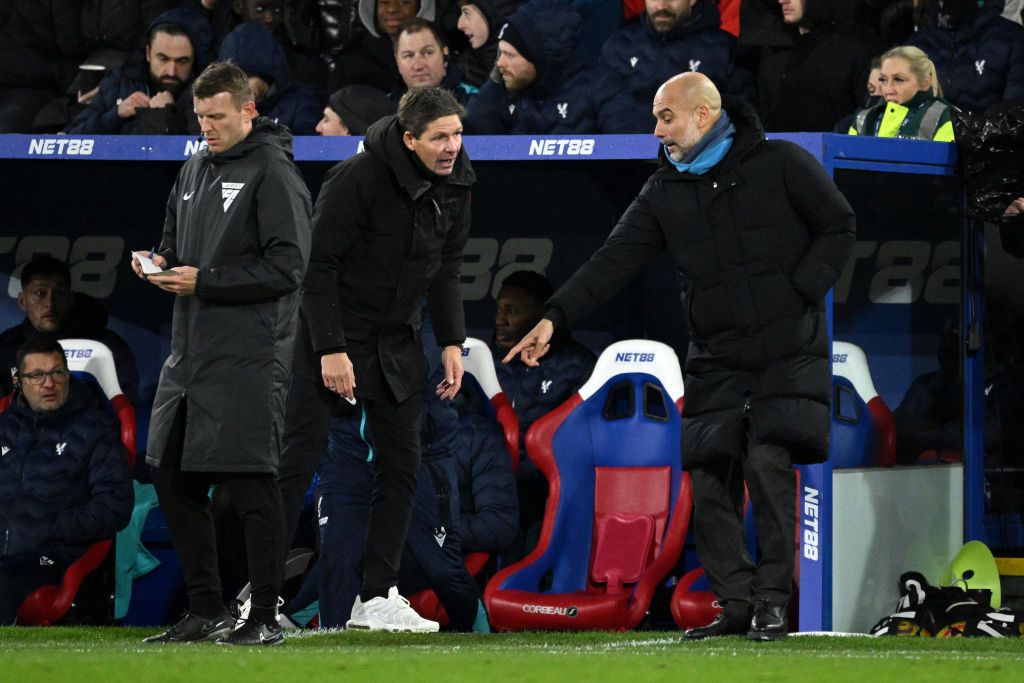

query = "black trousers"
[0,554,68,624]
[690,432,796,613]
[359,388,424,598]
[151,404,285,621]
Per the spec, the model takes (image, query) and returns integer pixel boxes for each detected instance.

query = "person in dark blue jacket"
[907,0,1024,113]
[463,0,597,134]
[217,22,324,135]
[0,336,133,624]
[317,374,482,631]
[594,0,739,134]
[65,8,212,134]
[453,414,518,555]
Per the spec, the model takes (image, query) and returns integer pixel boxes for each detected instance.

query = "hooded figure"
[755,0,883,132]
[64,7,212,134]
[456,0,524,88]
[217,22,324,135]
[463,0,596,134]
[907,0,1024,112]
[327,0,437,93]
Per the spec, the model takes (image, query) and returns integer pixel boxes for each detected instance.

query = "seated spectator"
[317,378,481,632]
[757,0,883,133]
[327,0,437,94]
[490,270,596,560]
[0,0,86,132]
[0,336,133,624]
[847,45,955,141]
[834,55,883,133]
[393,18,474,103]
[455,0,523,89]
[907,0,1024,113]
[216,22,323,135]
[0,256,139,405]
[200,0,323,86]
[593,0,740,134]
[317,84,396,135]
[463,0,598,134]
[65,8,212,135]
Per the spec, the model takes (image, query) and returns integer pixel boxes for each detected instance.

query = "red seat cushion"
[591,513,655,592]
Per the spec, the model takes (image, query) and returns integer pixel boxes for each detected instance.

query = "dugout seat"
[483,340,691,631]
[831,340,896,468]
[15,338,137,625]
[459,337,520,470]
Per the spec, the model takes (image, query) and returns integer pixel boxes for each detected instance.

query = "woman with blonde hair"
[848,45,956,142]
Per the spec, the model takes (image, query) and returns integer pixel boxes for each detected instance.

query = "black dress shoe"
[684,609,752,640]
[746,601,787,641]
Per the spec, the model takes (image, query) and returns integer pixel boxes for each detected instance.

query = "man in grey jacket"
[131,61,311,647]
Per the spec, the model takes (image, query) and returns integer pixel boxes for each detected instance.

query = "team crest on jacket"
[55,442,67,455]
[222,182,245,212]
[629,56,638,68]
[557,103,568,119]
[1,445,8,456]
[689,59,701,72]
[434,526,446,547]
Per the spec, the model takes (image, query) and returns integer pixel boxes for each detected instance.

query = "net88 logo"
[2,236,125,299]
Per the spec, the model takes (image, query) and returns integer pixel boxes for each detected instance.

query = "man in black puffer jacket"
[505,72,855,641]
[0,336,133,624]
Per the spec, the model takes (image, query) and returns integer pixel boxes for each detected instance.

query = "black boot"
[746,601,787,641]
[684,608,752,640]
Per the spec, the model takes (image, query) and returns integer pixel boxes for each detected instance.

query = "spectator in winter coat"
[847,45,955,141]
[0,336,133,624]
[217,22,324,135]
[392,18,474,104]
[327,0,437,93]
[757,0,883,132]
[907,0,1024,113]
[594,0,740,133]
[464,0,597,134]
[65,8,212,134]
[455,0,523,89]
[317,84,396,134]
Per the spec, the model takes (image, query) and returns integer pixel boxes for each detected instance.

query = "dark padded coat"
[217,22,324,136]
[454,414,518,554]
[145,118,312,475]
[907,0,1024,113]
[0,379,133,561]
[545,97,856,467]
[593,0,735,134]
[302,115,474,403]
[463,0,596,134]
[64,7,213,135]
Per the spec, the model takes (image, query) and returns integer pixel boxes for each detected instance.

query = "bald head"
[652,72,723,162]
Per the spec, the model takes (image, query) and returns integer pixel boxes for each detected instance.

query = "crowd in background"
[1,0,1022,139]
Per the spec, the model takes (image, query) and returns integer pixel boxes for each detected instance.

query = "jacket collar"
[365,115,475,201]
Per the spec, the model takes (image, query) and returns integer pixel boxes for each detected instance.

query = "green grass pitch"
[3,628,1024,681]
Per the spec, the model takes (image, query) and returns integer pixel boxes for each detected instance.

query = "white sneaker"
[345,586,440,632]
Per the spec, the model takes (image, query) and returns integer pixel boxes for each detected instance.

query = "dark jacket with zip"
[0,378,132,561]
[302,114,474,403]
[545,97,856,467]
[145,117,312,474]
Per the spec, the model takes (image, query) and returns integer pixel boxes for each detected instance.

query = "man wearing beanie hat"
[463,0,597,134]
[318,85,396,135]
